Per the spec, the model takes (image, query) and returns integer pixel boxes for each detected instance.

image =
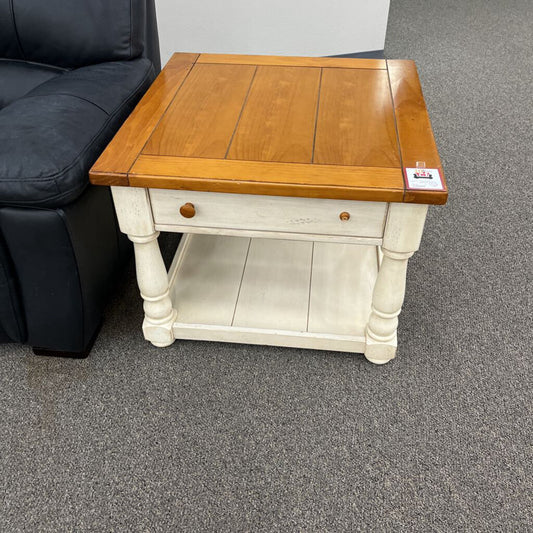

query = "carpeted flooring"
[1,0,531,531]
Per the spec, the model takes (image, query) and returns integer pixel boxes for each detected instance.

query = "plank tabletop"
[90,53,447,204]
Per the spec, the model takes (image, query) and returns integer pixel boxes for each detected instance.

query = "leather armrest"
[0,58,155,208]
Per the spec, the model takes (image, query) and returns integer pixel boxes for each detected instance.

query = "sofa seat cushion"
[0,60,64,110]
[0,58,155,208]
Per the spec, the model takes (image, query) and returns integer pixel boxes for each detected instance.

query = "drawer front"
[149,189,387,239]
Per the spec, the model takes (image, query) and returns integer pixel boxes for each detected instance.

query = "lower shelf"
[168,234,379,353]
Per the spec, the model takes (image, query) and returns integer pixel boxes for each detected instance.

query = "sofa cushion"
[0,0,148,68]
[0,60,64,110]
[0,58,155,208]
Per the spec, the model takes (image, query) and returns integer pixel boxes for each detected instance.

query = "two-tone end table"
[90,53,447,364]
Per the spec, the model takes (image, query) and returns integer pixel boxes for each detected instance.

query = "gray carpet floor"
[1,0,532,531]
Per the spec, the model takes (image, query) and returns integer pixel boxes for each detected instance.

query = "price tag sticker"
[404,167,444,190]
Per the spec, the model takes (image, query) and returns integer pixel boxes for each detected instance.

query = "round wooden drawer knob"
[179,202,196,218]
[339,211,350,221]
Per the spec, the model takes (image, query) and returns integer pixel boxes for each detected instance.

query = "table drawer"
[149,189,387,239]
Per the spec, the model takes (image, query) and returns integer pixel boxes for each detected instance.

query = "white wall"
[155,0,390,67]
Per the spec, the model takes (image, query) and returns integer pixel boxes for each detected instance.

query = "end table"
[90,53,447,364]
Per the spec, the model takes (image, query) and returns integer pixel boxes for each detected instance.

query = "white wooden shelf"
[168,234,380,353]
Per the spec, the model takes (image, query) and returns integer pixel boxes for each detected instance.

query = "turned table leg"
[129,232,177,346]
[111,187,177,347]
[365,203,428,364]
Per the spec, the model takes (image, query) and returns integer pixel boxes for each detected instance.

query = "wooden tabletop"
[90,53,447,204]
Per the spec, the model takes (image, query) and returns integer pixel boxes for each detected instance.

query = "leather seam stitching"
[57,209,86,347]
[0,58,68,72]
[22,93,111,116]
[0,257,25,341]
[130,0,133,59]
[9,0,26,59]
[0,184,86,205]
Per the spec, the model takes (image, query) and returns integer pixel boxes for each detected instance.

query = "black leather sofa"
[0,0,160,356]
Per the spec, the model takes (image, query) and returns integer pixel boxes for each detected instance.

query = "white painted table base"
[111,186,428,364]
